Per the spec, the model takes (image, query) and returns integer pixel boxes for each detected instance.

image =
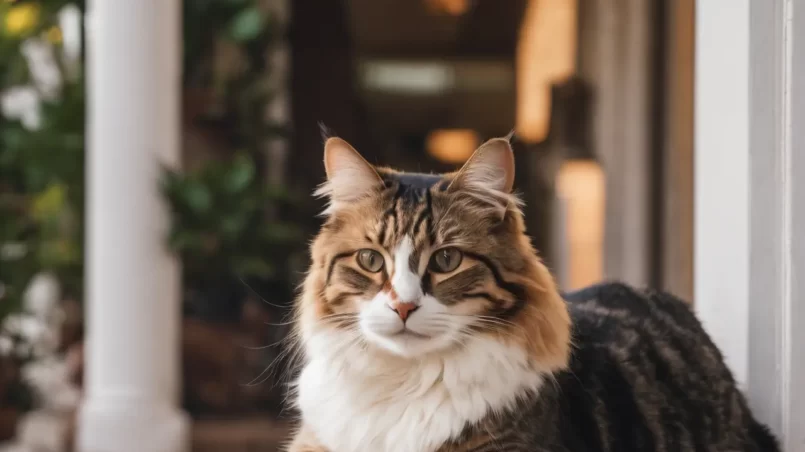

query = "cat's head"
[296,136,570,369]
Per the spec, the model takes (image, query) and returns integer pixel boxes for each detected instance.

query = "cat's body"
[435,283,778,451]
[287,136,778,452]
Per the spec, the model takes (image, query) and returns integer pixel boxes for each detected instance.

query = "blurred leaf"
[225,154,255,193]
[229,6,264,41]
[168,230,204,251]
[219,214,247,238]
[182,181,213,214]
[160,168,182,197]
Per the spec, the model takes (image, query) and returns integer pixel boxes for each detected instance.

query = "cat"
[285,135,779,452]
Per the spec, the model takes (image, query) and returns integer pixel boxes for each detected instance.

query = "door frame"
[695,0,805,448]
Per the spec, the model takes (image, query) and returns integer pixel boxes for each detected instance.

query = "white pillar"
[695,1,805,449]
[77,0,189,451]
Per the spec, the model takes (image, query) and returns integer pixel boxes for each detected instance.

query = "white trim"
[775,1,805,448]
[694,0,750,385]
[746,0,787,438]
[696,0,805,449]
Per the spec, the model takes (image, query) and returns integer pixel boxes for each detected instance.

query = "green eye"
[429,247,463,273]
[357,249,384,273]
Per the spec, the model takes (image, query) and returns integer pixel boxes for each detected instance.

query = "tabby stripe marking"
[339,266,374,292]
[411,189,432,239]
[329,291,362,307]
[377,206,396,245]
[461,291,499,303]
[326,250,356,285]
[463,251,527,318]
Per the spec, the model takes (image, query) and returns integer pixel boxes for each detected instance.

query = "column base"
[76,398,189,452]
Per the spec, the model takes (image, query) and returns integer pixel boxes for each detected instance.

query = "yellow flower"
[32,183,67,221]
[4,3,40,36]
[45,25,61,43]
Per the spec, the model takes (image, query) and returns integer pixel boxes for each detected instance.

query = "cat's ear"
[448,138,516,213]
[315,137,383,214]
[448,138,517,216]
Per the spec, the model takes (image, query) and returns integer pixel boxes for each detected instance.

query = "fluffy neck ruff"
[295,331,546,452]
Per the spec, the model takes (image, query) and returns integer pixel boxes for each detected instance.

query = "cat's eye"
[429,247,462,273]
[357,249,384,273]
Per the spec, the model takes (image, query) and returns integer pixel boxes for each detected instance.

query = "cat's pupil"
[430,247,461,273]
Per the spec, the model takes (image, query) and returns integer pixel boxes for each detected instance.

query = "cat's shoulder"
[562,281,701,329]
[559,281,715,359]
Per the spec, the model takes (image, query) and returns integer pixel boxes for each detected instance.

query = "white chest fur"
[296,334,544,452]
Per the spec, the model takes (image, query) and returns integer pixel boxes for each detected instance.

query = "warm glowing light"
[556,159,605,289]
[425,0,470,16]
[426,129,479,164]
[516,0,578,143]
[363,61,454,94]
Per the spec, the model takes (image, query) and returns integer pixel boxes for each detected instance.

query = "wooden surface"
[192,417,291,452]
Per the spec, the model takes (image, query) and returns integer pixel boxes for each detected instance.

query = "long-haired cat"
[286,136,779,452]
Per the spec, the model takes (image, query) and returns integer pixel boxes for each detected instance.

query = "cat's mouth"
[388,328,431,340]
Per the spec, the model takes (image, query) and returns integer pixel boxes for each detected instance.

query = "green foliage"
[183,0,287,153]
[230,7,266,42]
[174,0,302,320]
[2,0,300,316]
[0,0,312,423]
[162,153,303,288]
[0,1,85,320]
[0,0,85,413]
[0,0,303,415]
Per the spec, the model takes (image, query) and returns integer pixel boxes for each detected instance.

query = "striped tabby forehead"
[370,169,503,248]
[318,169,526,316]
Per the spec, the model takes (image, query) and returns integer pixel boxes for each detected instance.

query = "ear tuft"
[505,129,516,144]
[318,122,335,142]
[314,137,382,215]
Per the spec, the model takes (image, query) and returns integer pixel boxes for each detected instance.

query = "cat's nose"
[388,301,419,321]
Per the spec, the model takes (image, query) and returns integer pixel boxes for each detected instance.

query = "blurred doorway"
[289,0,695,298]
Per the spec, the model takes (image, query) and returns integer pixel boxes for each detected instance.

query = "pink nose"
[388,301,419,321]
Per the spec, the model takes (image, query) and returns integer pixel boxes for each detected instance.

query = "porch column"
[77,0,189,451]
[695,0,805,449]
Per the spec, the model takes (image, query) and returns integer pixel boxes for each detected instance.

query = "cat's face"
[298,137,570,365]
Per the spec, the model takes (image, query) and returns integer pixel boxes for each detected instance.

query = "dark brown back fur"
[439,283,779,452]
